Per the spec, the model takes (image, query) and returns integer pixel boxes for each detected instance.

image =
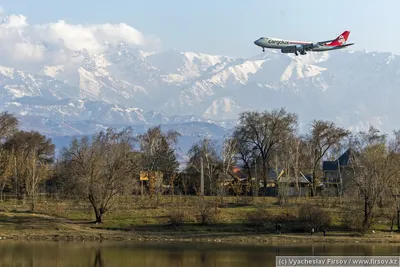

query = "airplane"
[254,31,354,56]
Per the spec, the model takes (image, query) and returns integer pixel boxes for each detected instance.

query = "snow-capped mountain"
[1,41,400,155]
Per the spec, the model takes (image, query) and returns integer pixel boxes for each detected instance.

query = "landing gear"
[262,48,265,52]
[294,50,306,56]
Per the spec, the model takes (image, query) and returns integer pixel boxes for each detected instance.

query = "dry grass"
[0,195,399,244]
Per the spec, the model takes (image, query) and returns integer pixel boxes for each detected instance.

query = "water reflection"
[93,249,103,267]
[0,241,398,267]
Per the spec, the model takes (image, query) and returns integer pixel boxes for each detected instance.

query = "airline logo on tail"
[328,31,350,46]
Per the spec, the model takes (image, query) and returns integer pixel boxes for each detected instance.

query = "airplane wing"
[302,39,336,50]
[281,42,354,54]
[316,39,336,45]
[325,43,355,50]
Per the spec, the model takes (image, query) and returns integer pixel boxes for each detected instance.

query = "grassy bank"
[0,195,399,245]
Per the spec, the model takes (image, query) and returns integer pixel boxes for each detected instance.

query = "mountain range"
[1,41,399,160]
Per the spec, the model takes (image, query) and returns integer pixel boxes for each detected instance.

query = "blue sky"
[1,0,399,57]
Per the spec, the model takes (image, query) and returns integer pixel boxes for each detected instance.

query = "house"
[322,148,353,196]
[277,174,312,197]
[215,166,249,195]
[257,168,281,196]
[216,167,280,196]
[258,168,312,197]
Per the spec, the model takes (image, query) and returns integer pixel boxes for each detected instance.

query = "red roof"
[232,166,241,173]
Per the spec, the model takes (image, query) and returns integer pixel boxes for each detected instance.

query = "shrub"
[298,204,331,232]
[196,202,219,225]
[341,207,365,233]
[274,210,297,224]
[247,206,271,230]
[169,209,185,228]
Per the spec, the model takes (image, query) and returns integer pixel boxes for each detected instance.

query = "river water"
[0,241,399,266]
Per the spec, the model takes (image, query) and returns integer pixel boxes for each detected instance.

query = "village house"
[277,174,312,197]
[215,166,249,195]
[321,148,353,196]
[258,168,312,197]
[213,148,355,197]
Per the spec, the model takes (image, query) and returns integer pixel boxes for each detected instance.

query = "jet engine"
[281,47,296,53]
[296,45,305,53]
[309,43,320,49]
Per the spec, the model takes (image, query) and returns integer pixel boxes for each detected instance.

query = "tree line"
[0,108,399,231]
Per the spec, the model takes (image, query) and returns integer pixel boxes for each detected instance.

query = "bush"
[274,210,297,224]
[341,207,365,233]
[298,204,331,232]
[169,209,185,228]
[247,206,271,230]
[196,202,219,225]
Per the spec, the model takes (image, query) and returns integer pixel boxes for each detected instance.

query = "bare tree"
[58,128,137,223]
[384,130,400,231]
[0,112,19,201]
[153,171,165,206]
[275,166,289,206]
[233,134,257,195]
[4,131,55,210]
[383,195,399,231]
[168,172,177,201]
[187,138,221,195]
[219,137,237,202]
[0,112,19,141]
[232,108,298,195]
[272,134,297,204]
[391,176,400,232]
[0,148,13,201]
[306,120,349,196]
[345,127,400,233]
[285,135,309,198]
[178,172,190,198]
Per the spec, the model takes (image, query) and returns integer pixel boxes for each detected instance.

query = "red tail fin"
[328,31,350,46]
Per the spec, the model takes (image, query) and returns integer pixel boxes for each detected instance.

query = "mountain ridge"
[1,43,400,156]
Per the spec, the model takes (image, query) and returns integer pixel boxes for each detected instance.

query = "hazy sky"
[1,0,398,57]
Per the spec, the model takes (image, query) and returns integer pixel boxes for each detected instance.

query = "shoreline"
[1,199,400,246]
[1,229,400,245]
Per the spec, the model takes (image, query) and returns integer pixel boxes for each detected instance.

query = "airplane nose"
[254,39,260,46]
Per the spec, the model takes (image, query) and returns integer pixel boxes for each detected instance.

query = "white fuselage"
[254,37,340,52]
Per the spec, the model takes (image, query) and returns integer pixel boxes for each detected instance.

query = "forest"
[0,107,399,236]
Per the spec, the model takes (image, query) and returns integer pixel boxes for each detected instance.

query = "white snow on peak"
[280,61,327,81]
[0,41,399,150]
[0,66,15,78]
[42,65,64,78]
[203,97,242,120]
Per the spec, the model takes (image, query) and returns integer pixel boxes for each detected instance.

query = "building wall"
[287,186,310,197]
